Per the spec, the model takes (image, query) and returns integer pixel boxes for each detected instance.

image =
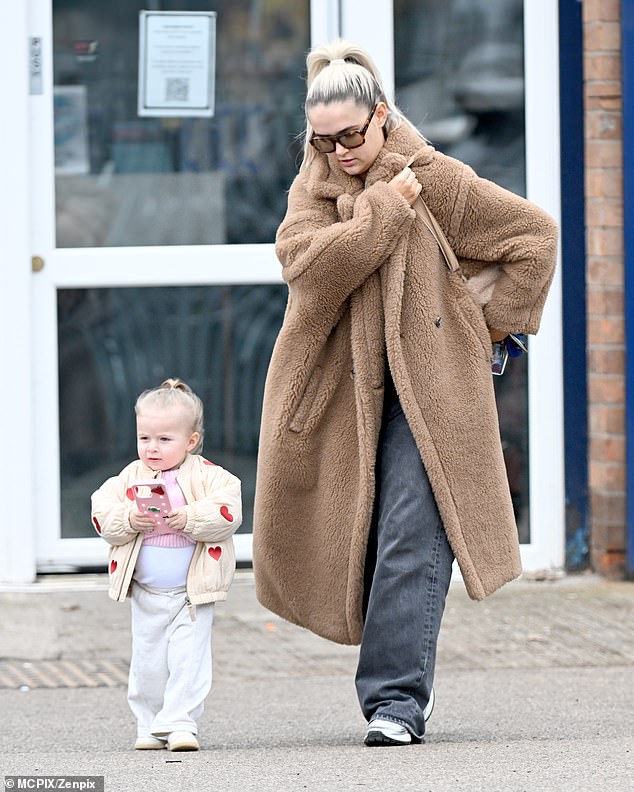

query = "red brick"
[584,9,625,582]
[585,168,622,197]
[590,491,626,523]
[587,315,624,344]
[589,404,624,434]
[586,198,624,227]
[585,111,622,140]
[605,525,627,551]
[588,347,625,375]
[585,140,622,168]
[584,21,621,51]
[585,53,622,81]
[589,460,625,490]
[586,257,624,286]
[587,227,624,256]
[586,287,624,315]
[593,96,622,112]
[588,373,625,403]
[589,433,626,463]
[583,0,621,23]
[591,525,625,547]
[590,546,626,578]
[584,80,622,100]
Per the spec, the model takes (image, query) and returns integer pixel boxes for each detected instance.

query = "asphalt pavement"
[1,570,633,792]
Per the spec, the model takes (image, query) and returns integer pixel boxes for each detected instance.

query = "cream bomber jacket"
[91,453,242,604]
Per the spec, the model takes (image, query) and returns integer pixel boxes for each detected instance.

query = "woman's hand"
[129,510,155,533]
[388,167,422,206]
[165,508,188,532]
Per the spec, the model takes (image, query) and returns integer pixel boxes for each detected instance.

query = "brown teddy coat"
[253,123,558,645]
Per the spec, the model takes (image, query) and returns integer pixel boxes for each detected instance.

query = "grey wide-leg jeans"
[355,394,455,740]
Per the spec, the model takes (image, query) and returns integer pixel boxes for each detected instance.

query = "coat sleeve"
[275,173,416,327]
[182,464,243,543]
[420,152,558,335]
[91,471,138,547]
[455,175,558,334]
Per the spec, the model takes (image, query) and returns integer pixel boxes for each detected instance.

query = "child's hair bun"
[160,377,193,394]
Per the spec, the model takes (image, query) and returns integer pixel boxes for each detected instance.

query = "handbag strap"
[406,156,459,273]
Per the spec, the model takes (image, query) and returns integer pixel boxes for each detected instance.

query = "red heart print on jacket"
[220,505,233,522]
[92,517,102,534]
[208,547,222,561]
[110,560,117,574]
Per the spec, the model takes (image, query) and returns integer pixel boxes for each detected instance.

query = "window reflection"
[53,0,309,247]
[394,0,525,195]
[394,0,529,542]
[58,286,287,538]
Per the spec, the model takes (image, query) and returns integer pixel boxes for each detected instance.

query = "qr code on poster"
[165,77,189,102]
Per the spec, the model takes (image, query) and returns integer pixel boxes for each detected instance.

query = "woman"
[253,40,557,746]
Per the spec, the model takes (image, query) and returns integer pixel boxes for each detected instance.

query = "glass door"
[389,0,564,571]
[340,0,564,571]
[30,0,563,573]
[30,0,313,568]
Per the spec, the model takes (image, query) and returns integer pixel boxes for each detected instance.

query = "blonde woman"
[253,40,557,746]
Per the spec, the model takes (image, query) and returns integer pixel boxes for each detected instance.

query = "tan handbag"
[411,193,501,307]
[405,155,502,307]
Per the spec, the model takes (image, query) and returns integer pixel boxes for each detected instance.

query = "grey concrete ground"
[1,571,633,792]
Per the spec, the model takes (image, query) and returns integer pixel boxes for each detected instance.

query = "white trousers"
[128,582,214,737]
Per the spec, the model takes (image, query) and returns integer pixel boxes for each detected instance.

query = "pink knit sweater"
[142,468,195,547]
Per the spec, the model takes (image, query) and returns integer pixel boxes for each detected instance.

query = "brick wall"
[583,0,625,576]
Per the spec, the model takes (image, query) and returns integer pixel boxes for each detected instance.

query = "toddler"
[91,378,242,751]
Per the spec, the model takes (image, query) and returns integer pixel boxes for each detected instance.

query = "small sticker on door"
[30,37,43,95]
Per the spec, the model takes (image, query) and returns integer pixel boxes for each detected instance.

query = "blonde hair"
[135,378,204,454]
[300,39,423,171]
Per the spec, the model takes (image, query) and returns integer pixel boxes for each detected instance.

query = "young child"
[91,378,242,752]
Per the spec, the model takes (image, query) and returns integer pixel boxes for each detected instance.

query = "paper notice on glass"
[138,10,216,118]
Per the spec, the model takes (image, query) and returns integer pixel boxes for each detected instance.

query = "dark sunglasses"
[309,103,378,154]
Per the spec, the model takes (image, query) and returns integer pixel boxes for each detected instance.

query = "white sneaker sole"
[134,737,166,750]
[423,687,435,722]
[167,734,199,752]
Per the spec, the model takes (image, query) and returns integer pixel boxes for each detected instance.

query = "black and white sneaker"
[365,719,412,747]
[364,689,435,747]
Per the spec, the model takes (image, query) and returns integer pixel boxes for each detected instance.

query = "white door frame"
[523,0,565,572]
[23,0,563,575]
[0,2,35,583]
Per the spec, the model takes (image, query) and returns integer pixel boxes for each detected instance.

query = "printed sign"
[138,10,216,118]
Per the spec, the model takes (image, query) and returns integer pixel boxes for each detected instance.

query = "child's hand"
[165,508,187,531]
[129,510,156,533]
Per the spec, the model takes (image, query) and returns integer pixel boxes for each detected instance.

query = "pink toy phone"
[132,480,172,528]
